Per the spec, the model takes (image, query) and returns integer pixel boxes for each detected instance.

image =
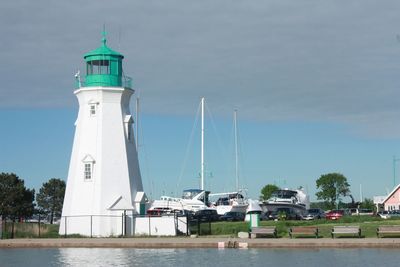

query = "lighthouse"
[60,33,146,237]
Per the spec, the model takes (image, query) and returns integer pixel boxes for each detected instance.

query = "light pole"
[393,156,400,188]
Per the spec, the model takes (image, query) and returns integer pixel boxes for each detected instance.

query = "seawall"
[1,237,400,249]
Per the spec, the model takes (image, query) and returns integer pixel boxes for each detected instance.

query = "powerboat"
[147,189,210,215]
[210,191,248,215]
[260,188,310,217]
[209,110,248,216]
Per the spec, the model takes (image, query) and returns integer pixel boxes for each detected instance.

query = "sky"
[1,0,400,202]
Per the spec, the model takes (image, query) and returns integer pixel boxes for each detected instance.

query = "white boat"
[209,110,248,215]
[209,191,248,215]
[147,189,210,215]
[148,98,215,215]
[148,101,249,216]
[261,187,310,216]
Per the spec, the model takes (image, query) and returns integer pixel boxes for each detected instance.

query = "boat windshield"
[182,189,203,199]
[270,190,297,199]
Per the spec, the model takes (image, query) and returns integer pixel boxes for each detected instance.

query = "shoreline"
[2,237,400,249]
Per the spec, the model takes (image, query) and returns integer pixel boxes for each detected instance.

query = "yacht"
[147,189,210,215]
[148,100,249,216]
[148,98,215,215]
[210,191,248,215]
[260,187,310,216]
[210,110,248,216]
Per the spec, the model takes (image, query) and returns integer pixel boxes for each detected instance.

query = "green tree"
[0,173,35,238]
[315,173,350,210]
[360,198,375,211]
[260,184,280,200]
[36,178,66,224]
[0,172,35,220]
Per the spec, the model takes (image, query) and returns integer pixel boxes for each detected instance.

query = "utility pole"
[393,156,400,188]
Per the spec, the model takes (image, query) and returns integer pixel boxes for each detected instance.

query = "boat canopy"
[182,189,203,199]
[270,189,297,199]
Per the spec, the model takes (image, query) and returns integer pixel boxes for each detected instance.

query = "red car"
[325,210,345,220]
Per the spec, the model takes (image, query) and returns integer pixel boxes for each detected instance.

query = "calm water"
[1,248,400,267]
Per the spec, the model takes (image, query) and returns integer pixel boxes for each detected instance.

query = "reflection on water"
[1,248,400,267]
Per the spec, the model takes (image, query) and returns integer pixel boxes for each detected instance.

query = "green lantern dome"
[82,33,131,88]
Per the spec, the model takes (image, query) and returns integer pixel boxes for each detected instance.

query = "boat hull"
[215,204,248,215]
[261,202,307,214]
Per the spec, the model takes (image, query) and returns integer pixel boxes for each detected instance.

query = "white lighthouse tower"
[60,33,146,237]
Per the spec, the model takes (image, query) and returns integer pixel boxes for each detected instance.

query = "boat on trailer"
[148,98,214,215]
[210,191,248,215]
[260,188,310,217]
[148,99,249,216]
[147,189,211,215]
[210,110,248,216]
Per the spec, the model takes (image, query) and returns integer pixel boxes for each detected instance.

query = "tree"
[315,173,350,210]
[0,172,35,220]
[36,178,66,224]
[360,198,375,211]
[0,172,35,238]
[260,184,280,200]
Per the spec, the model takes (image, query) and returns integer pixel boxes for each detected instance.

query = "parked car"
[220,211,245,221]
[192,209,220,222]
[387,210,400,218]
[260,211,272,221]
[303,208,326,220]
[377,210,390,219]
[325,209,346,220]
[350,208,374,216]
[268,207,303,220]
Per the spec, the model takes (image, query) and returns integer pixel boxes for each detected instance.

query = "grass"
[207,216,400,238]
[1,222,60,239]
[4,216,400,239]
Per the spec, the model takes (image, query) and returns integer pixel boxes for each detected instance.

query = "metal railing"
[59,213,189,238]
[0,218,54,239]
[0,214,219,239]
[74,75,133,89]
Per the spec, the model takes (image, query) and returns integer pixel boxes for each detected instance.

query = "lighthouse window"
[87,60,110,75]
[90,104,96,116]
[86,61,92,75]
[84,163,92,180]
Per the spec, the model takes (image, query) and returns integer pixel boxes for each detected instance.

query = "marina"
[147,98,249,219]
[4,2,400,267]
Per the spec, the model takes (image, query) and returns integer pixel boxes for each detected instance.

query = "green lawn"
[207,216,400,238]
[4,216,400,238]
[1,222,60,238]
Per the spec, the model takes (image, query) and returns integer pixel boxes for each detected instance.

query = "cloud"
[1,0,400,137]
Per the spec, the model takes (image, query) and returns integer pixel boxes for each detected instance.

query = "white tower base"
[60,86,146,237]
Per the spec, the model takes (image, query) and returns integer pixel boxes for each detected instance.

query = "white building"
[60,34,147,237]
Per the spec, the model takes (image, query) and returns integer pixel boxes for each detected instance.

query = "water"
[1,248,400,267]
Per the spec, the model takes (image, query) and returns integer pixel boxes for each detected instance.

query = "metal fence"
[0,219,55,239]
[60,213,190,237]
[60,214,125,238]
[0,214,218,239]
[188,218,213,236]
[75,75,133,89]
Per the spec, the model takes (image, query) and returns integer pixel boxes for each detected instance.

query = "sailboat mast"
[234,110,239,192]
[201,97,205,190]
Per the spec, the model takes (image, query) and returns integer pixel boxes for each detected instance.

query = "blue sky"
[1,0,400,201]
